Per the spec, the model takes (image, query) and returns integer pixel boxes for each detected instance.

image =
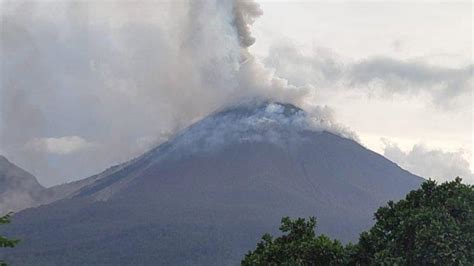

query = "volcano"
[0,102,423,265]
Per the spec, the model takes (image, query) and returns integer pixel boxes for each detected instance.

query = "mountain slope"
[0,102,423,265]
[0,156,44,215]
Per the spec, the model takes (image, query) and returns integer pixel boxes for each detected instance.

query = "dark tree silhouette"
[351,177,473,265]
[0,213,19,266]
[242,217,348,265]
[243,178,474,265]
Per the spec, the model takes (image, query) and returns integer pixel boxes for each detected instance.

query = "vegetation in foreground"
[0,213,18,266]
[242,178,474,265]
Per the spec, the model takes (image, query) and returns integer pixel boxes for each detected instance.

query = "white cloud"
[382,139,474,184]
[263,43,473,109]
[349,57,473,108]
[27,136,91,155]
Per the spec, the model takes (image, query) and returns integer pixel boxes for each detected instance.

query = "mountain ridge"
[0,156,45,215]
[0,102,424,265]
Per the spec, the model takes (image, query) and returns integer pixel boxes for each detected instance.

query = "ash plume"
[0,0,321,186]
[233,0,263,48]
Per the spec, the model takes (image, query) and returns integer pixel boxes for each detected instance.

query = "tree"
[241,217,348,265]
[0,213,19,266]
[242,178,474,265]
[351,177,474,265]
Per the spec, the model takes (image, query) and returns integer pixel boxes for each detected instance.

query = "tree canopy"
[352,177,473,265]
[0,213,19,266]
[242,217,348,265]
[242,178,474,265]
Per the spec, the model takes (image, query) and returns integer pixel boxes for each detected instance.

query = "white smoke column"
[231,0,314,107]
[0,0,327,185]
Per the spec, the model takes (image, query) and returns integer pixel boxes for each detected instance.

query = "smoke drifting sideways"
[0,0,324,186]
[383,140,474,184]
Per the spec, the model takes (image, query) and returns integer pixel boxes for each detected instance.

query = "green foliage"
[242,217,348,265]
[0,213,19,266]
[243,178,474,265]
[351,177,474,265]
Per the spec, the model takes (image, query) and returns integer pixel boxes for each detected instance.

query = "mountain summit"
[1,102,423,265]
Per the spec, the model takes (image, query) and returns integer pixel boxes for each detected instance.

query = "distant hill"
[0,156,44,215]
[0,102,423,265]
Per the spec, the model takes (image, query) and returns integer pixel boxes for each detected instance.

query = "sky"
[251,0,473,183]
[0,0,472,186]
[251,1,473,181]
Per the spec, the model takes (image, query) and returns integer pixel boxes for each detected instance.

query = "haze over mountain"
[0,156,44,215]
[0,102,423,265]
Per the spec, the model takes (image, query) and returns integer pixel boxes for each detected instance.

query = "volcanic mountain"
[0,156,44,215]
[0,102,423,265]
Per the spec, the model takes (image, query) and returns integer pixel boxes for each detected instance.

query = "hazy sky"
[0,0,472,186]
[251,0,473,182]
